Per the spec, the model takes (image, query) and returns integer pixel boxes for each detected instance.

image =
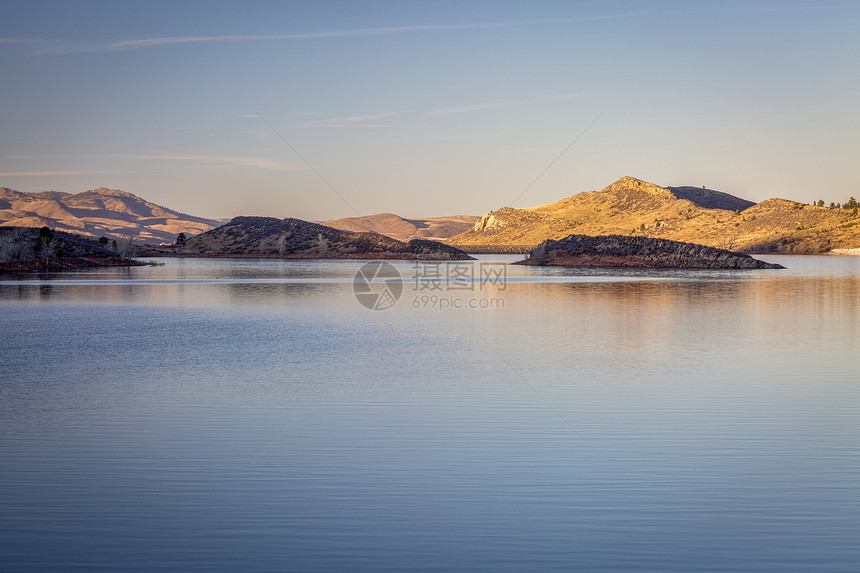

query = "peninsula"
[173,216,474,260]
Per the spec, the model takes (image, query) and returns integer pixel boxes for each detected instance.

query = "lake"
[1,255,859,571]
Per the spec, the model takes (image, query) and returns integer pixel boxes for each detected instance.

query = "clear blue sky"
[1,1,858,219]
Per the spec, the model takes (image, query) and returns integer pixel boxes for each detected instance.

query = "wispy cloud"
[679,2,860,15]
[301,112,397,129]
[253,93,583,129]
[7,6,857,56]
[0,169,118,177]
[10,13,646,55]
[114,153,305,171]
[1,155,304,177]
[429,92,584,115]
[0,38,37,45]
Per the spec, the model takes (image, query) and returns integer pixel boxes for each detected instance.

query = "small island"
[516,234,784,269]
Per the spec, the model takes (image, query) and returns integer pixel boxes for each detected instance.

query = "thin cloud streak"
[679,2,860,15]
[1,155,305,177]
[114,154,305,171]
[17,12,646,55]
[429,93,585,115]
[0,169,118,177]
[301,112,397,129]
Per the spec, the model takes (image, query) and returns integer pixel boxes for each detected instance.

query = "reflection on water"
[1,255,859,571]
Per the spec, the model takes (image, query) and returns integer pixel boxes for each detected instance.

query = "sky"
[1,0,859,220]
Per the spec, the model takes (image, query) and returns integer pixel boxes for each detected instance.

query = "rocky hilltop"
[0,186,220,244]
[517,234,784,269]
[325,213,478,242]
[181,216,473,260]
[449,176,860,254]
[666,186,755,211]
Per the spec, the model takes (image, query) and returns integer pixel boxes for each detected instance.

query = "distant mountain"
[447,176,860,254]
[325,213,478,242]
[0,186,221,244]
[180,216,473,259]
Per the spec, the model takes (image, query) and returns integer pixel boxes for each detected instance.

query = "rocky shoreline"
[0,256,145,274]
[516,235,784,269]
[1,227,144,274]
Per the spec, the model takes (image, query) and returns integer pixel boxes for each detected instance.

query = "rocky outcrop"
[182,216,473,260]
[667,186,755,211]
[516,234,784,269]
[473,211,510,232]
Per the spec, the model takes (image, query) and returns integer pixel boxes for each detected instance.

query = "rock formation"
[516,234,784,269]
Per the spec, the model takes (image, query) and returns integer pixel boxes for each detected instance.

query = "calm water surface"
[1,255,859,571]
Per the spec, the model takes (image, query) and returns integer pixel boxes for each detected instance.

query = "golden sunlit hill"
[446,176,860,253]
[325,213,479,243]
[0,186,221,244]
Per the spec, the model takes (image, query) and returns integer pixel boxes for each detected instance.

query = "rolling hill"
[325,213,478,242]
[0,186,221,244]
[447,176,860,253]
[180,216,473,260]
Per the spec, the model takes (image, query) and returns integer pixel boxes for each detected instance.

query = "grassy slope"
[447,177,860,253]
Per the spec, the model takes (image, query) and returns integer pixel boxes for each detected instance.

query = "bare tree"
[0,228,35,261]
[316,233,330,255]
[36,227,60,267]
[39,234,59,266]
[714,237,737,252]
[115,235,137,258]
[0,232,10,262]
